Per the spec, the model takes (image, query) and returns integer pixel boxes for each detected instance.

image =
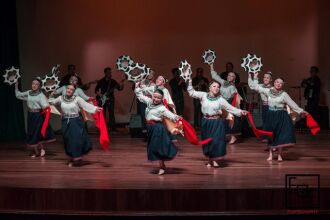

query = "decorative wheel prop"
[179,60,192,81]
[125,63,150,82]
[41,73,60,93]
[116,55,134,72]
[240,54,263,74]
[202,49,216,64]
[51,64,61,75]
[3,66,20,85]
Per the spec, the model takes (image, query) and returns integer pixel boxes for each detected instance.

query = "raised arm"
[283,92,304,114]
[53,86,66,96]
[15,83,29,101]
[220,97,243,117]
[248,73,259,90]
[210,63,225,85]
[187,79,205,100]
[135,83,152,105]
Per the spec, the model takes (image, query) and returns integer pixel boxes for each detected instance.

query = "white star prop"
[179,60,192,81]
[3,66,20,85]
[202,49,217,64]
[41,73,60,93]
[241,54,263,74]
[125,63,150,82]
[116,55,134,72]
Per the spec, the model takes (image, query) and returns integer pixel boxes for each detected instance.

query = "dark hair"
[310,66,319,73]
[154,88,164,96]
[68,64,75,69]
[275,77,285,83]
[32,77,42,85]
[208,81,220,87]
[172,68,179,74]
[67,84,77,90]
[226,62,234,67]
[104,67,112,73]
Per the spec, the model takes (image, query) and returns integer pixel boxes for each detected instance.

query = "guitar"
[98,78,126,106]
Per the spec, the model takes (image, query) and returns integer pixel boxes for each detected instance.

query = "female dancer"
[248,71,273,142]
[15,78,55,157]
[187,79,248,167]
[49,84,102,166]
[210,64,242,144]
[249,72,308,161]
[135,82,181,175]
[53,75,91,101]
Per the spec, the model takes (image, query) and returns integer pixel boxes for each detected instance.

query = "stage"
[0,130,330,216]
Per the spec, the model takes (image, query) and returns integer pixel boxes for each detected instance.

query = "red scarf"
[163,98,169,109]
[180,118,212,145]
[41,106,51,138]
[93,100,110,151]
[306,114,320,135]
[246,112,273,138]
[231,92,238,106]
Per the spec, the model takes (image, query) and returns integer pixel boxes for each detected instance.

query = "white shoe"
[267,156,273,161]
[278,155,283,161]
[40,149,46,157]
[212,161,220,168]
[158,169,165,175]
[206,162,212,167]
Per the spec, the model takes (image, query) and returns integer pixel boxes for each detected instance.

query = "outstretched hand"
[253,72,259,79]
[300,111,309,118]
[241,110,249,116]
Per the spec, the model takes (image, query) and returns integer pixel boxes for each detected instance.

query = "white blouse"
[187,83,242,117]
[135,87,179,122]
[248,75,272,104]
[49,95,97,116]
[15,89,49,110]
[54,86,90,101]
[249,80,304,113]
[211,70,237,100]
[141,84,175,106]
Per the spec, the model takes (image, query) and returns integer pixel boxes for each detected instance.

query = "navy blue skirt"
[201,118,226,159]
[146,123,177,161]
[61,117,92,158]
[26,112,55,147]
[266,110,296,148]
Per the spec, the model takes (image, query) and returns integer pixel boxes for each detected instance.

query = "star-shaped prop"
[3,66,20,85]
[241,54,263,74]
[125,63,150,82]
[202,49,216,64]
[179,60,192,81]
[116,55,134,72]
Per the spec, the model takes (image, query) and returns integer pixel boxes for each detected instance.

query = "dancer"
[249,72,308,161]
[15,78,56,157]
[187,79,248,167]
[248,71,273,142]
[210,63,242,144]
[49,84,102,167]
[135,82,181,175]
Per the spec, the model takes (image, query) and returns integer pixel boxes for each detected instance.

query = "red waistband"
[146,120,162,124]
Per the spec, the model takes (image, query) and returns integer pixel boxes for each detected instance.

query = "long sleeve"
[54,86,66,95]
[250,82,270,95]
[15,89,29,101]
[187,81,205,100]
[211,70,225,86]
[135,87,152,105]
[163,88,174,106]
[220,98,242,117]
[161,107,179,122]
[75,88,90,101]
[48,96,61,105]
[283,92,304,114]
[77,96,97,113]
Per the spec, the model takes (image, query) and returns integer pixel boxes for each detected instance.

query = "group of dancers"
[14,59,319,174]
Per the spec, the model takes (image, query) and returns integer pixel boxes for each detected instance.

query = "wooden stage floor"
[0,131,330,214]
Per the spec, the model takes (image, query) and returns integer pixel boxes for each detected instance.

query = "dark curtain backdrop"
[0,0,25,141]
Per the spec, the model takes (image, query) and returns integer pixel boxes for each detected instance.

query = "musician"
[301,66,321,120]
[95,67,124,131]
[192,67,209,128]
[59,64,82,88]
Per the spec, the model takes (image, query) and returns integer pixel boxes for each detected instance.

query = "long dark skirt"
[225,98,241,135]
[266,110,296,148]
[146,123,177,161]
[201,118,227,159]
[61,117,92,158]
[26,112,55,147]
